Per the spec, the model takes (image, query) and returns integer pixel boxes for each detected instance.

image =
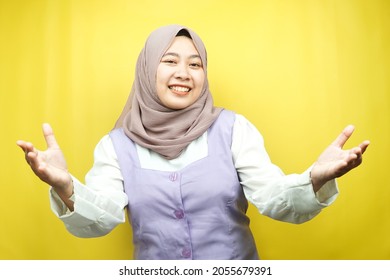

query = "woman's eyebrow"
[162,52,179,58]
[189,54,201,60]
[162,52,201,59]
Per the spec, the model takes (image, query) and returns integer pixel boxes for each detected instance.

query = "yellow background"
[1,0,389,259]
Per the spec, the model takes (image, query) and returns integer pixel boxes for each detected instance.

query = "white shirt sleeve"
[49,135,128,237]
[231,114,339,224]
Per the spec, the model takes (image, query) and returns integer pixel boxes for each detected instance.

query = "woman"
[17,25,369,259]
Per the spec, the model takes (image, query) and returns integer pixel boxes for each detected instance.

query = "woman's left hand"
[310,125,370,192]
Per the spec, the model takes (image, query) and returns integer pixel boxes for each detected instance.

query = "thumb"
[42,123,60,149]
[332,125,355,148]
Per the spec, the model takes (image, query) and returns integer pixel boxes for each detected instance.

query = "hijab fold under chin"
[114,24,222,160]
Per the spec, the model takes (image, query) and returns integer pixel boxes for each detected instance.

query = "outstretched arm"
[17,123,74,211]
[310,125,370,192]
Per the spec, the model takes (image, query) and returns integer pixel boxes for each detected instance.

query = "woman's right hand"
[17,123,74,210]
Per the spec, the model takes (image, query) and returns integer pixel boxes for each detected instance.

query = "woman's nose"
[174,64,190,79]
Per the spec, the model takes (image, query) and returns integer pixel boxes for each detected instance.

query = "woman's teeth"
[169,86,190,92]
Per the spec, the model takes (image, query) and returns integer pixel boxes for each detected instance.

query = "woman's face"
[156,35,205,110]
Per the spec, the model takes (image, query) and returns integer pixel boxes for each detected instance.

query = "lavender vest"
[110,110,258,259]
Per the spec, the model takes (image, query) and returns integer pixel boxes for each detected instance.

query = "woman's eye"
[190,63,202,68]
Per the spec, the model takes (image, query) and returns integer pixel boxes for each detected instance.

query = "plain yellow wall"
[1,0,389,259]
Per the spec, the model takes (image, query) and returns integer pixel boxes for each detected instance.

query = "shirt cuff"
[49,187,70,217]
[288,168,339,214]
[315,179,339,205]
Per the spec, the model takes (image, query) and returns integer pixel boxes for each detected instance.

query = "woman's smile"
[169,85,192,95]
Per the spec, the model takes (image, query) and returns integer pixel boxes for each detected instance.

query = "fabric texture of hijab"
[114,24,222,160]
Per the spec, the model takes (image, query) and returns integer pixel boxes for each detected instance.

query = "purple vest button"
[169,172,178,182]
[174,210,184,219]
[181,247,192,258]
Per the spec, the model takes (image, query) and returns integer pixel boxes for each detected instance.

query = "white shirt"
[50,114,338,238]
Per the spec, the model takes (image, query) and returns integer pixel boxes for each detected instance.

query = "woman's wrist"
[53,176,75,211]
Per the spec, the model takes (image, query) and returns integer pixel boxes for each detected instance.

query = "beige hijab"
[114,25,222,160]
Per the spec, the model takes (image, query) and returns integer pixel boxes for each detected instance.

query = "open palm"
[17,123,71,190]
[311,125,370,191]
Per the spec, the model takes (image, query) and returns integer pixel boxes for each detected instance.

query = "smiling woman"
[16,24,369,260]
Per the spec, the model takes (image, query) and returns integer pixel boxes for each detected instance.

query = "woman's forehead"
[163,36,200,57]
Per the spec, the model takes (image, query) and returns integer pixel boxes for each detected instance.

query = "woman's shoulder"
[218,109,250,124]
[231,112,264,139]
[229,112,254,127]
[92,134,117,159]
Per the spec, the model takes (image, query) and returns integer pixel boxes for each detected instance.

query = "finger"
[42,123,59,149]
[351,146,362,157]
[332,125,355,148]
[16,140,28,153]
[27,149,38,163]
[29,156,48,179]
[359,140,370,154]
[17,140,40,166]
[20,143,39,164]
[18,141,35,157]
[347,148,363,165]
[24,152,36,168]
